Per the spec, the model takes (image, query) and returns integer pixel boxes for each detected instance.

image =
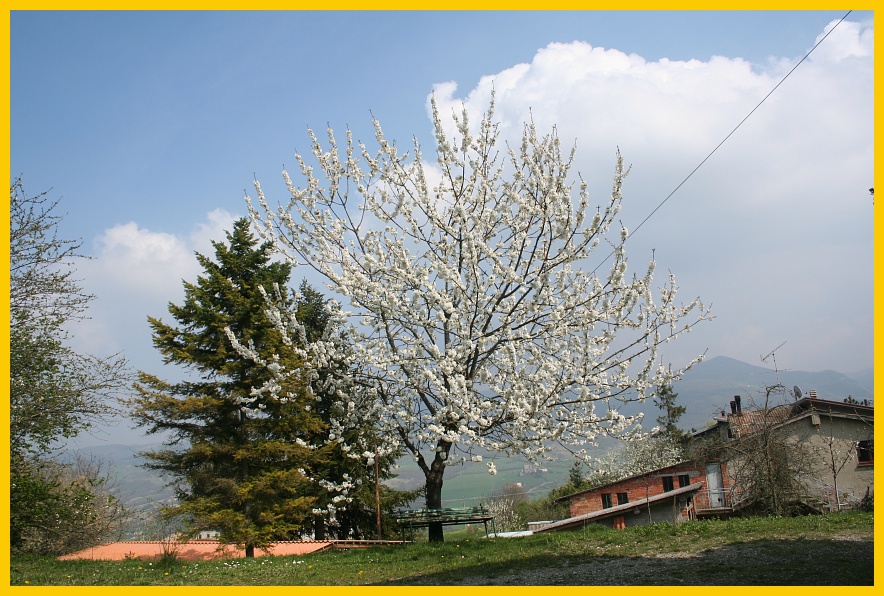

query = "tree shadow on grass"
[375,538,873,586]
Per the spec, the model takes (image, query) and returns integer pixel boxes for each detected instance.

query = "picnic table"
[394,506,497,540]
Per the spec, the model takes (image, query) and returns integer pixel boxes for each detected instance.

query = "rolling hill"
[69,356,873,514]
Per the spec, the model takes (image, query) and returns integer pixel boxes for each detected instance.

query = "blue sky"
[10,10,874,446]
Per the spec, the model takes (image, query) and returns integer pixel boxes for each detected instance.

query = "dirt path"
[384,537,874,585]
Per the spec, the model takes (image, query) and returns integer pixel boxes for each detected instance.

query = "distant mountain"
[69,356,872,512]
[847,368,874,394]
[71,440,572,513]
[670,355,874,431]
[60,442,176,513]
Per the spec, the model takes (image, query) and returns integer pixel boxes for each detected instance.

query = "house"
[538,461,718,532]
[539,394,872,533]
[697,394,873,511]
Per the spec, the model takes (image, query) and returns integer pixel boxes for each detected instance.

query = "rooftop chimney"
[730,400,737,415]
[734,395,742,413]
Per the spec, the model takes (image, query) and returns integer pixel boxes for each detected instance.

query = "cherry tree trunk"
[425,475,444,542]
[424,455,447,543]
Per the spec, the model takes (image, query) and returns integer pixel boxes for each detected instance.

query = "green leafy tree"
[9,179,130,553]
[11,455,129,555]
[10,179,129,456]
[131,218,325,557]
[513,493,571,525]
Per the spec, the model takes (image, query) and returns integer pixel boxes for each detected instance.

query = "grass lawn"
[10,511,873,586]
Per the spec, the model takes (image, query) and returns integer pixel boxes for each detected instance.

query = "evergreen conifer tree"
[654,384,687,443]
[131,218,324,556]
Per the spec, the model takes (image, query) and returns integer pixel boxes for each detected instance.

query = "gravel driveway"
[385,537,873,585]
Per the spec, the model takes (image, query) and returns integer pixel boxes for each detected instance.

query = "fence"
[693,488,735,511]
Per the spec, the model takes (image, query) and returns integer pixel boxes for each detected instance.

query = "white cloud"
[190,208,239,256]
[90,208,237,299]
[427,19,873,372]
[70,209,238,361]
[433,42,770,157]
[92,222,193,294]
[811,18,873,62]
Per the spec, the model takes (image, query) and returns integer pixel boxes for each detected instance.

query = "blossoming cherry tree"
[242,97,710,542]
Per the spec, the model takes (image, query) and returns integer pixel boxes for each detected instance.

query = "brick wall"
[569,462,711,517]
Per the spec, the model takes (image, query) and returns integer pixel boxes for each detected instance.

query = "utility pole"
[375,449,382,540]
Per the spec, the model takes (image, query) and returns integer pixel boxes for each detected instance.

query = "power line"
[592,10,854,274]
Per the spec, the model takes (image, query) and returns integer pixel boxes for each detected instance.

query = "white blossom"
[239,93,710,510]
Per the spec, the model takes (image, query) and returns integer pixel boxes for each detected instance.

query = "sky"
[9,10,875,447]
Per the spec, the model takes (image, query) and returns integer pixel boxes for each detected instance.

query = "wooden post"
[375,449,382,540]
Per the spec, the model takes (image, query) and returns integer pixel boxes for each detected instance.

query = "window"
[662,476,675,492]
[601,493,613,508]
[617,492,629,505]
[678,474,690,488]
[857,440,873,465]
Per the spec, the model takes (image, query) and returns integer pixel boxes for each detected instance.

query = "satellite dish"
[794,386,803,399]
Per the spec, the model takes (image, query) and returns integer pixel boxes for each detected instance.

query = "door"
[705,463,725,508]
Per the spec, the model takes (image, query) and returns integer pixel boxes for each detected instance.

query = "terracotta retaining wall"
[58,540,334,561]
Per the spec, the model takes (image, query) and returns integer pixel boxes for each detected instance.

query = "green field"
[385,444,581,506]
[11,511,873,586]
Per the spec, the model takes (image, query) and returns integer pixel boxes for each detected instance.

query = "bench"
[394,506,497,540]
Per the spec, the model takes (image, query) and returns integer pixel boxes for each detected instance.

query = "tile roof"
[727,405,793,439]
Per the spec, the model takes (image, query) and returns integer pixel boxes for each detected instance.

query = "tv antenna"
[761,341,786,385]
[761,341,786,364]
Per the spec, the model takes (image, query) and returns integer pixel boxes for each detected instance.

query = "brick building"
[537,460,728,532]
[538,394,872,533]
